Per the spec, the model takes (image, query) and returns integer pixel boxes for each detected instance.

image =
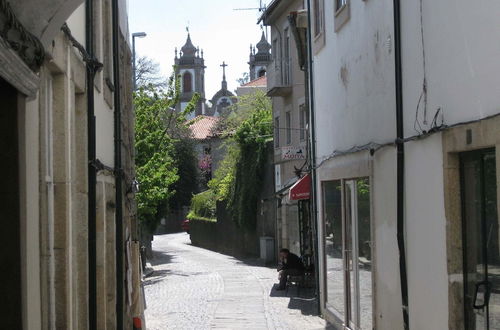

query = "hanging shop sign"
[281,146,306,160]
[289,173,311,200]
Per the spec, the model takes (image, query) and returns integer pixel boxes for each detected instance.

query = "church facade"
[175,33,241,119]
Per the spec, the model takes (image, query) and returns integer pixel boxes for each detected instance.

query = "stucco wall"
[314,0,396,161]
[372,148,403,330]
[405,134,449,329]
[401,0,500,135]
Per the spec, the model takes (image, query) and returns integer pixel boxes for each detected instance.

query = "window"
[314,0,324,37]
[258,69,266,77]
[283,28,291,86]
[334,0,350,32]
[323,178,373,329]
[272,38,279,70]
[182,72,192,93]
[299,104,309,141]
[460,149,498,329]
[274,117,280,148]
[102,0,114,107]
[286,112,291,145]
[93,0,103,91]
[336,0,347,11]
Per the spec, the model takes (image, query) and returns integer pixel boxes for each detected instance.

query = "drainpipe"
[305,0,321,314]
[393,0,410,328]
[111,0,124,327]
[85,0,97,328]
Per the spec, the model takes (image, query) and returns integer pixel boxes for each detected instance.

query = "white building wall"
[314,0,396,163]
[405,134,449,329]
[95,94,115,166]
[401,0,500,134]
[372,148,403,330]
[21,96,42,330]
[65,4,85,44]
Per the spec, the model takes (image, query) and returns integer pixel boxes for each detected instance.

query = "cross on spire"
[220,61,228,80]
[220,61,228,90]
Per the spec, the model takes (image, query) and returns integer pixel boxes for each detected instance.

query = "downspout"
[305,0,321,314]
[393,0,410,328]
[111,0,124,327]
[85,0,97,328]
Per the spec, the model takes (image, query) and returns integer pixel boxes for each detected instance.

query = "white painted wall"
[372,148,403,330]
[67,3,116,167]
[94,93,115,166]
[66,4,86,45]
[314,0,396,163]
[405,134,449,329]
[21,96,42,330]
[401,0,500,136]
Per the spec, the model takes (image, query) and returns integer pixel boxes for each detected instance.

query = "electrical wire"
[314,111,500,171]
[413,0,428,134]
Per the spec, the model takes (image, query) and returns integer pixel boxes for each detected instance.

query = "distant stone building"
[207,61,236,116]
[174,33,206,118]
[174,33,236,119]
[236,75,267,96]
[188,115,223,183]
[248,32,272,81]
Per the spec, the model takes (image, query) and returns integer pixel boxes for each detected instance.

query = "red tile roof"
[241,75,267,87]
[188,115,220,140]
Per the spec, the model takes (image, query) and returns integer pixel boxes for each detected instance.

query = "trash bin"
[260,236,275,264]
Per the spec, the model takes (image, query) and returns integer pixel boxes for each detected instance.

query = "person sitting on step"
[276,248,304,290]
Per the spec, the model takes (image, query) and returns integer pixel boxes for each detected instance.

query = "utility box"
[260,236,275,264]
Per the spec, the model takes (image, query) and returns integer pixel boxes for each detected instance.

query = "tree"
[135,56,168,89]
[207,90,273,228]
[169,138,199,210]
[236,72,250,86]
[134,75,199,231]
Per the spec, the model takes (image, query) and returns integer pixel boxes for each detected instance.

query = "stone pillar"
[52,70,71,329]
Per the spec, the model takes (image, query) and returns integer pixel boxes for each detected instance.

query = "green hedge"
[188,190,216,222]
[186,213,216,222]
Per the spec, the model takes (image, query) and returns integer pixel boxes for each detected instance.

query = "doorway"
[461,148,499,330]
[0,77,22,328]
[323,177,373,329]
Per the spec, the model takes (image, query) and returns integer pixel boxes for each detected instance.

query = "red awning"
[289,174,311,200]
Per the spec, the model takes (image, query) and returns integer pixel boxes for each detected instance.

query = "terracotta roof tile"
[188,115,220,140]
[241,75,267,87]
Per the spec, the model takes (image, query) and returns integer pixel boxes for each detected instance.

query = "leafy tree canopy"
[207,90,273,229]
[134,74,199,231]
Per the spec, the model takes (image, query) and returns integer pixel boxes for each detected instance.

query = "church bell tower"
[248,32,272,81]
[175,31,206,118]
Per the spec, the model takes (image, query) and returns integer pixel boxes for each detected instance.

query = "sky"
[128,0,269,99]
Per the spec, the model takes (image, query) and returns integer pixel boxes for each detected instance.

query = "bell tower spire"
[249,31,271,81]
[174,30,206,118]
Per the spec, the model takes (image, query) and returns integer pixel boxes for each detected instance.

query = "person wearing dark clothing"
[276,248,304,290]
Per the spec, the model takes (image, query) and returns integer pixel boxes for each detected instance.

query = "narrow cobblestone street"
[144,233,332,330]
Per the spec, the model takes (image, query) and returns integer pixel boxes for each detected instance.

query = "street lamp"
[132,32,147,90]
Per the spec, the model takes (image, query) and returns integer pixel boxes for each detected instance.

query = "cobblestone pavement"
[144,233,333,330]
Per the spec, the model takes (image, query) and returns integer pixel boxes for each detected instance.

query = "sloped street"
[144,233,332,330]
